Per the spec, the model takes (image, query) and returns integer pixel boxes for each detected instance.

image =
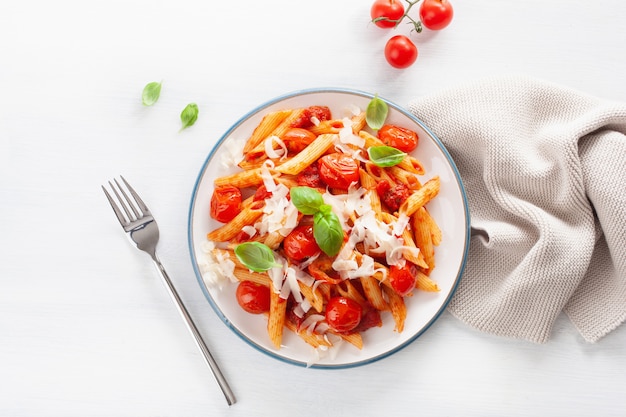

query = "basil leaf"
[365,94,388,130]
[142,81,162,106]
[313,205,344,257]
[234,242,282,272]
[180,103,199,131]
[290,186,324,215]
[368,146,407,167]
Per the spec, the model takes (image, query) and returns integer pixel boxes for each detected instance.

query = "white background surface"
[1,1,625,416]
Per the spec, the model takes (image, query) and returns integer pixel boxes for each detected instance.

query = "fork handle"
[151,257,237,406]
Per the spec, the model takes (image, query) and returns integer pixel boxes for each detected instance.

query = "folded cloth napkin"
[408,75,626,343]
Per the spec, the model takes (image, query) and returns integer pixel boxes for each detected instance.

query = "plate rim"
[187,87,471,369]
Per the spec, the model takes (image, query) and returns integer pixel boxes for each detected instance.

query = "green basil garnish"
[234,242,282,272]
[290,186,324,215]
[290,187,343,257]
[365,94,388,130]
[180,103,199,131]
[142,81,162,106]
[313,205,344,257]
[367,146,407,167]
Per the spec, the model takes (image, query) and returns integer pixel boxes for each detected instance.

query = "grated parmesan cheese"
[264,135,288,160]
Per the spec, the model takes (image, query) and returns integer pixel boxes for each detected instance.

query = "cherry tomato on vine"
[210,185,242,223]
[325,296,363,333]
[378,124,419,152]
[283,225,320,261]
[370,0,405,29]
[318,153,360,190]
[419,0,454,31]
[384,35,418,69]
[389,263,418,296]
[236,281,271,314]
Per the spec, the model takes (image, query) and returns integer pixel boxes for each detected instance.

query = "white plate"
[188,88,470,368]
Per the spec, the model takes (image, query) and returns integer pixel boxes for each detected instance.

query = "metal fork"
[102,176,236,406]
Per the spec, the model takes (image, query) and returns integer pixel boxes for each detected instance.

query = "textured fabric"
[408,75,626,343]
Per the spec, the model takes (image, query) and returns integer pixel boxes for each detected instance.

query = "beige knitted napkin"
[408,75,626,343]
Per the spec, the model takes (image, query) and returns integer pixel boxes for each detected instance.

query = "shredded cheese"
[264,135,288,160]
[323,185,412,278]
[198,241,236,289]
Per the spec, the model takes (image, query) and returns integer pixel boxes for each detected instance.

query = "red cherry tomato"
[325,297,363,333]
[308,106,332,122]
[290,106,332,129]
[389,263,418,296]
[419,0,454,30]
[318,153,360,190]
[378,124,419,152]
[370,0,405,29]
[296,164,325,188]
[235,281,271,314]
[354,308,383,332]
[283,225,320,261]
[253,184,272,201]
[384,35,418,69]
[376,180,411,212]
[210,185,242,223]
[282,128,317,154]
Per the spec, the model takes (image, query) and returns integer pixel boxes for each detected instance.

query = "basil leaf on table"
[368,145,407,167]
[180,103,199,131]
[234,242,282,272]
[290,186,324,215]
[313,204,344,257]
[365,94,388,130]
[141,81,162,106]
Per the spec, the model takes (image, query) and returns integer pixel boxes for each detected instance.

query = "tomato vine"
[371,0,424,34]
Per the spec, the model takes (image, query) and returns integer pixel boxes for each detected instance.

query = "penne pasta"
[268,288,287,349]
[214,167,264,188]
[360,275,388,311]
[285,319,331,348]
[412,207,435,271]
[233,268,272,287]
[399,176,441,217]
[274,133,337,175]
[382,285,407,333]
[243,109,292,154]
[416,268,440,292]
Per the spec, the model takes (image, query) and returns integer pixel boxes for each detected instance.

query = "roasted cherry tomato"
[325,296,363,333]
[308,105,332,122]
[236,281,271,314]
[291,106,332,129]
[253,184,271,201]
[378,124,419,152]
[376,180,410,212]
[283,225,320,261]
[384,35,418,69]
[419,0,454,30]
[296,164,325,188]
[370,0,405,29]
[210,185,242,223]
[354,308,383,332]
[318,153,360,190]
[282,128,317,154]
[389,263,418,296]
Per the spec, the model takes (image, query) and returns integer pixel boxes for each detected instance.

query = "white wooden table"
[1,1,625,416]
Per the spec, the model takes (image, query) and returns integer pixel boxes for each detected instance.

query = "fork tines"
[102,176,151,227]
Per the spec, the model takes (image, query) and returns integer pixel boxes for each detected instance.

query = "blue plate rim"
[187,87,471,369]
